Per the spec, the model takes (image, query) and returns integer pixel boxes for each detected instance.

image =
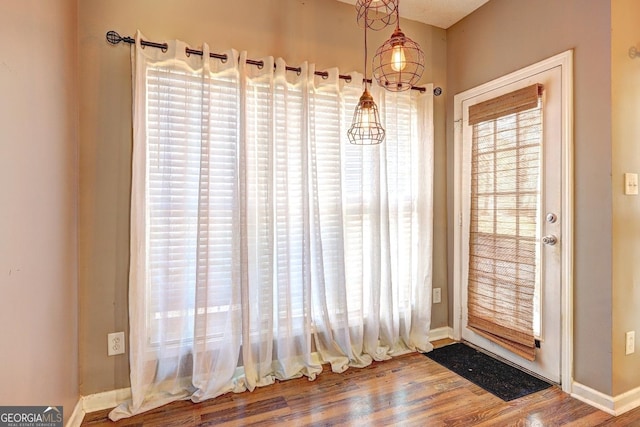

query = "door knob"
[542,235,558,246]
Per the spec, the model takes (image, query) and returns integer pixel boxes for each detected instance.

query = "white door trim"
[452,50,573,393]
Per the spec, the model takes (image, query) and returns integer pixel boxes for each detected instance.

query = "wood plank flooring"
[81,342,640,426]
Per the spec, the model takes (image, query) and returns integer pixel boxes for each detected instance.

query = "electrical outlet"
[433,288,442,304]
[626,331,635,355]
[108,332,125,356]
[625,173,639,195]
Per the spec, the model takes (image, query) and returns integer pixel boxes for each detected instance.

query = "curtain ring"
[257,61,264,70]
[345,75,352,83]
[221,54,228,64]
[321,72,329,80]
[296,68,301,76]
[161,43,168,53]
[185,48,190,57]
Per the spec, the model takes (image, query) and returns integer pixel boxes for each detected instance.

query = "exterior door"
[454,59,567,383]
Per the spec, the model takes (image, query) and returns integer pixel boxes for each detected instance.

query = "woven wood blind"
[469,84,542,125]
[467,83,543,361]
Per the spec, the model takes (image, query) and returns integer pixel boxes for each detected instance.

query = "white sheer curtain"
[110,31,433,421]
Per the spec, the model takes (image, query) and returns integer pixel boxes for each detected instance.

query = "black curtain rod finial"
[106,30,124,45]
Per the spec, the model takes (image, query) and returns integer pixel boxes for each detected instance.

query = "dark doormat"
[425,342,552,401]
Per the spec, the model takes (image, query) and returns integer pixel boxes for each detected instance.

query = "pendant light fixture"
[355,0,398,31]
[348,7,385,145]
[372,1,425,92]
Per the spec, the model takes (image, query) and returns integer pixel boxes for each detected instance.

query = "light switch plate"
[624,173,638,195]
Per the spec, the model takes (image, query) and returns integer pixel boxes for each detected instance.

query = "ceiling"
[335,0,490,29]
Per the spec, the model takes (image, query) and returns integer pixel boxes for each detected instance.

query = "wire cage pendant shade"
[355,0,398,31]
[348,88,385,145]
[348,5,385,145]
[372,6,425,92]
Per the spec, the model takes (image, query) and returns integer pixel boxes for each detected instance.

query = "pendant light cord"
[364,8,369,90]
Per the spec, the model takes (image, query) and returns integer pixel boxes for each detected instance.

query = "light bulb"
[362,106,372,128]
[391,44,406,72]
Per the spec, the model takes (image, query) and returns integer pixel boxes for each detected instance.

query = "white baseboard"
[613,384,640,415]
[571,381,640,416]
[65,399,85,427]
[82,387,132,413]
[571,382,616,415]
[429,326,454,341]
[64,387,132,426]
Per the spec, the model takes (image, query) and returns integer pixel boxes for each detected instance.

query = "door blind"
[467,83,543,361]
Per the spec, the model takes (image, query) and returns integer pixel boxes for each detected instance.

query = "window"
[146,67,240,346]
[143,64,426,349]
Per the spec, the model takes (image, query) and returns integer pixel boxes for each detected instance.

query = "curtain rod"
[106,31,440,95]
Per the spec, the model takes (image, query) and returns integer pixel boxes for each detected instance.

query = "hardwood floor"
[81,342,640,426]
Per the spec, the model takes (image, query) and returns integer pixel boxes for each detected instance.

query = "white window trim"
[452,50,574,393]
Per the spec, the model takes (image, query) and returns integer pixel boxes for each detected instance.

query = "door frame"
[452,50,573,393]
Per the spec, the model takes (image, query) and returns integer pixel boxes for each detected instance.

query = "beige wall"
[447,0,614,394]
[0,0,79,422]
[611,0,640,396]
[78,0,448,394]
